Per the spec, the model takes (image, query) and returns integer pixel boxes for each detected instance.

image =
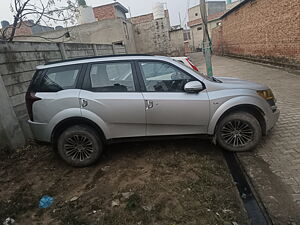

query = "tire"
[216,112,262,152]
[57,125,103,167]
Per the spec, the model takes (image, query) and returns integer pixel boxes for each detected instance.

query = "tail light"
[186,58,199,71]
[25,92,41,121]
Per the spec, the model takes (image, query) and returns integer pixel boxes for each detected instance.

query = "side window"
[89,62,135,92]
[38,65,81,92]
[139,61,196,92]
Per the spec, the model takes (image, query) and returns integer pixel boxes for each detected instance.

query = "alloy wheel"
[64,135,94,161]
[220,120,254,147]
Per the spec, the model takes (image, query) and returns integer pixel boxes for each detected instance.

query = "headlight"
[257,89,274,100]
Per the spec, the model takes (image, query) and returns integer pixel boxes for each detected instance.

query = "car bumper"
[28,120,51,142]
[266,109,280,133]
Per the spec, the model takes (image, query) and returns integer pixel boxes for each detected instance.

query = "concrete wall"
[14,18,136,54]
[190,20,220,51]
[169,29,185,56]
[0,41,125,150]
[211,0,300,69]
[188,2,226,22]
[134,17,171,55]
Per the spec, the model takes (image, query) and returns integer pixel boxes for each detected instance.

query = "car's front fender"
[208,95,269,135]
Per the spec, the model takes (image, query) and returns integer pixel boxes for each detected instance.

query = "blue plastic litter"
[39,195,54,208]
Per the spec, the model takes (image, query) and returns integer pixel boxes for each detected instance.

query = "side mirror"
[184,81,204,93]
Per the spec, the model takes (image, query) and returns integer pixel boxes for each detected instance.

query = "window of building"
[195,13,198,16]
[197,26,202,31]
[123,22,129,40]
[89,62,135,92]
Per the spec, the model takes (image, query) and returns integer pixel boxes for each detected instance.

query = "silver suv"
[26,55,279,167]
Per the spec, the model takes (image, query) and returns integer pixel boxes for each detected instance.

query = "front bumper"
[266,109,280,133]
[28,120,51,142]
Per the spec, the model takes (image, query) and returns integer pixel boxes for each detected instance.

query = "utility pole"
[200,0,214,77]
[179,12,182,28]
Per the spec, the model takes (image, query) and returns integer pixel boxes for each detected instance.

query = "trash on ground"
[111,199,120,207]
[39,195,54,209]
[223,209,233,213]
[70,196,79,202]
[101,166,110,172]
[3,217,15,225]
[142,205,152,211]
[121,192,134,200]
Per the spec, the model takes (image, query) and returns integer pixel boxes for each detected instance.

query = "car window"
[139,61,196,92]
[38,65,81,92]
[89,62,135,92]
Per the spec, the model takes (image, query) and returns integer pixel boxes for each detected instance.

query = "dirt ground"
[0,140,249,225]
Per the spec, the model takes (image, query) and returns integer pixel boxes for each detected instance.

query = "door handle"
[145,100,153,110]
[81,99,88,108]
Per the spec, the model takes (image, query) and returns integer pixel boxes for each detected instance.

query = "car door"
[137,60,210,136]
[79,60,146,139]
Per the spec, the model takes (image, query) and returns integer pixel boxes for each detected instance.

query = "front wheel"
[216,112,262,152]
[57,125,103,167]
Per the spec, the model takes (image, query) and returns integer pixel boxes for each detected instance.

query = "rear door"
[80,61,146,139]
[136,60,210,136]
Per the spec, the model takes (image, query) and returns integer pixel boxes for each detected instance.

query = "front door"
[80,61,146,139]
[137,60,210,136]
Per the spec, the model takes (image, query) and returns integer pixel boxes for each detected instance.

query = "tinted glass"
[38,65,81,92]
[89,62,135,92]
[139,61,196,92]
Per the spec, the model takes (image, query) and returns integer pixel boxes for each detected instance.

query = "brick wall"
[212,0,300,68]
[93,4,116,21]
[15,22,32,36]
[131,13,154,24]
[212,25,223,55]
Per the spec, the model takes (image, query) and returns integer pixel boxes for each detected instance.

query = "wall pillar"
[112,44,116,54]
[0,75,25,150]
[58,43,67,59]
[92,44,98,56]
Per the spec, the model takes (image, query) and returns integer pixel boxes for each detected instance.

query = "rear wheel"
[57,125,103,167]
[216,112,262,152]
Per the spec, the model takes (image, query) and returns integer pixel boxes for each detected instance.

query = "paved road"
[190,54,300,224]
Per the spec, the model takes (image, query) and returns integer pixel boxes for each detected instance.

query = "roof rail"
[45,54,153,65]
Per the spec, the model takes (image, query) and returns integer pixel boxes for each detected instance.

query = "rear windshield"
[29,65,82,92]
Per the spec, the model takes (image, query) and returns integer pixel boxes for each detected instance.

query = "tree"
[1,0,78,41]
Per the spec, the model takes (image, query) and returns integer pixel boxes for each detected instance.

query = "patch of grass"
[125,193,141,211]
[0,185,37,222]
[52,202,89,225]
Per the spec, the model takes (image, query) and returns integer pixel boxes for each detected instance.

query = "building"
[187,1,227,51]
[0,20,54,39]
[93,2,129,21]
[225,0,244,10]
[13,2,136,53]
[12,2,187,56]
[130,9,171,55]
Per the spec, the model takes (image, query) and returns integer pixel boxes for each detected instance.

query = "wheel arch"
[51,117,107,146]
[210,104,267,136]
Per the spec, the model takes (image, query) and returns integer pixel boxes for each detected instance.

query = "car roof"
[36,54,173,70]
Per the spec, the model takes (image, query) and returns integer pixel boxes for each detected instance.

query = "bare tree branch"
[1,0,77,41]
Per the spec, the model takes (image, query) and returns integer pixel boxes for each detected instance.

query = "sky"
[0,0,224,27]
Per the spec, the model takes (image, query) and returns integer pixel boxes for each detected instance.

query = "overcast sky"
[0,0,225,27]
